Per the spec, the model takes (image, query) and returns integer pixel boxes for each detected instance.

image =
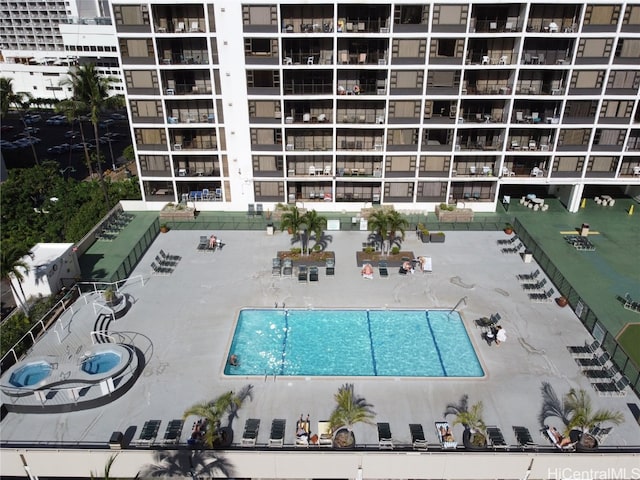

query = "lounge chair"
[435,421,457,449]
[377,422,394,450]
[282,259,293,277]
[159,249,181,262]
[486,426,508,449]
[325,258,335,276]
[309,266,319,282]
[298,265,308,282]
[409,423,428,450]
[517,268,540,281]
[295,416,311,447]
[241,418,260,446]
[576,352,610,370]
[512,426,536,449]
[197,235,208,251]
[567,340,600,358]
[138,419,161,443]
[592,376,628,397]
[269,419,286,447]
[247,204,255,217]
[521,278,547,291]
[420,256,432,274]
[272,257,281,276]
[583,366,617,382]
[497,235,518,245]
[163,419,184,445]
[590,426,613,444]
[378,261,389,277]
[542,426,576,451]
[151,262,172,276]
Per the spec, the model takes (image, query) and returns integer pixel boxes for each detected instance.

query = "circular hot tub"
[9,360,53,388]
[81,351,121,375]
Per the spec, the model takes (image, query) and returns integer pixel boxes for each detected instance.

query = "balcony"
[288,157,333,177]
[282,100,332,124]
[337,5,390,34]
[170,130,218,151]
[283,71,333,95]
[527,5,581,33]
[336,130,384,152]
[456,130,504,151]
[422,129,454,151]
[166,100,215,125]
[173,156,220,177]
[152,4,206,33]
[337,100,385,125]
[515,70,568,96]
[337,70,388,96]
[466,38,518,66]
[507,129,555,152]
[521,38,575,65]
[162,74,213,96]
[280,5,334,33]
[157,38,209,65]
[283,38,333,65]
[286,130,333,152]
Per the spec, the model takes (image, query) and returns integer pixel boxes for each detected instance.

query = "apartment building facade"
[112,0,640,213]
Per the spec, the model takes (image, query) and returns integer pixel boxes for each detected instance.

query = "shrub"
[363,246,375,254]
[390,246,400,255]
[290,247,302,254]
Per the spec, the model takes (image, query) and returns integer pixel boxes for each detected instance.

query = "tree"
[301,209,327,253]
[90,454,117,480]
[0,245,33,314]
[279,205,305,241]
[0,77,14,119]
[367,209,389,250]
[564,388,623,444]
[538,381,571,427]
[183,387,253,449]
[61,64,122,205]
[329,383,376,434]
[386,208,409,246]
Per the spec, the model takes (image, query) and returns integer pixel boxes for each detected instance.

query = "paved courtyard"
[2,228,639,449]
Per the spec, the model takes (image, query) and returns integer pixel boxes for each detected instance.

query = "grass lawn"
[617,323,640,369]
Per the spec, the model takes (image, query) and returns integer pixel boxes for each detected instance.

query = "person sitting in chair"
[549,426,573,447]
[361,263,374,279]
[209,234,217,248]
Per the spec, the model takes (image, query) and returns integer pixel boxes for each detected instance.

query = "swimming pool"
[225,309,484,377]
[9,361,53,387]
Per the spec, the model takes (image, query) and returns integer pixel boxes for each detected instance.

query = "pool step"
[92,313,114,343]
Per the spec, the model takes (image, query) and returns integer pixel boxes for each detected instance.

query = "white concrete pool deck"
[1,229,639,448]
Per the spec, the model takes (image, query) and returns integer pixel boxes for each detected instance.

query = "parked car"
[0,140,17,150]
[110,113,127,121]
[0,125,15,134]
[24,114,42,124]
[98,118,115,128]
[64,130,80,140]
[71,142,94,152]
[46,115,68,126]
[23,126,41,135]
[47,145,65,155]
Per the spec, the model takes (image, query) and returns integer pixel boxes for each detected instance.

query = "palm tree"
[0,77,14,119]
[386,209,409,248]
[301,209,327,253]
[443,393,469,418]
[0,246,33,314]
[329,383,376,447]
[279,205,305,243]
[183,387,253,449]
[61,64,121,204]
[367,209,389,251]
[564,388,623,446]
[538,381,572,427]
[56,98,94,177]
[142,449,233,478]
[90,454,117,480]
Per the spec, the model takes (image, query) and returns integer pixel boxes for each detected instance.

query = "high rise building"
[0,0,123,98]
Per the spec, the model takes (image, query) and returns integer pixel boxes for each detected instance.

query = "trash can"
[266,223,274,236]
[523,250,533,264]
[580,223,589,237]
[109,431,123,449]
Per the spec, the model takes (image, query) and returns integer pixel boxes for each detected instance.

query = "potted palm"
[417,223,430,243]
[445,395,488,450]
[504,223,514,235]
[159,223,169,233]
[329,383,376,448]
[564,388,623,451]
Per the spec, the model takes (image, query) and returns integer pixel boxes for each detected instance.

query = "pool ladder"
[448,296,467,316]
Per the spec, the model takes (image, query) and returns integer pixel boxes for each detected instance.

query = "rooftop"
[1,198,639,478]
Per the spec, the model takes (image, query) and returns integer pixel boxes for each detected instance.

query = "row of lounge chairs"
[237,418,554,450]
[501,242,524,254]
[567,342,631,397]
[272,258,335,277]
[564,235,596,251]
[151,249,181,275]
[96,211,134,242]
[515,268,554,301]
[133,419,184,445]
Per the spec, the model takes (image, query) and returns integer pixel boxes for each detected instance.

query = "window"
[386,155,416,171]
[391,70,423,89]
[600,100,634,119]
[607,71,640,89]
[577,38,613,57]
[139,155,170,173]
[554,156,585,172]
[570,70,604,89]
[130,100,162,118]
[243,5,276,26]
[435,39,456,57]
[584,5,620,25]
[558,129,591,146]
[135,128,166,146]
[433,4,467,25]
[421,155,450,172]
[387,129,418,145]
[120,38,152,58]
[249,100,278,118]
[125,70,157,89]
[615,39,640,58]
[587,156,616,172]
[388,101,420,119]
[392,39,426,58]
[113,5,148,25]
[384,182,414,200]
[623,5,640,25]
[252,155,283,172]
[593,129,625,145]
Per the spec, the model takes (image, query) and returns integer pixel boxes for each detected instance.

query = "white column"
[567,184,584,213]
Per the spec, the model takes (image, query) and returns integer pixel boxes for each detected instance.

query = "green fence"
[109,219,160,283]
[513,218,639,397]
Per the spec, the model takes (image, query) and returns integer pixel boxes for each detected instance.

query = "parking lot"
[1,110,133,180]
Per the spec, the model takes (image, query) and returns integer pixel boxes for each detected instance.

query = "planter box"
[160,206,196,221]
[419,233,430,243]
[435,206,474,222]
[430,233,445,243]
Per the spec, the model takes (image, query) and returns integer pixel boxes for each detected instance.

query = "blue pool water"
[225,309,483,377]
[9,361,53,387]
[81,351,121,375]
